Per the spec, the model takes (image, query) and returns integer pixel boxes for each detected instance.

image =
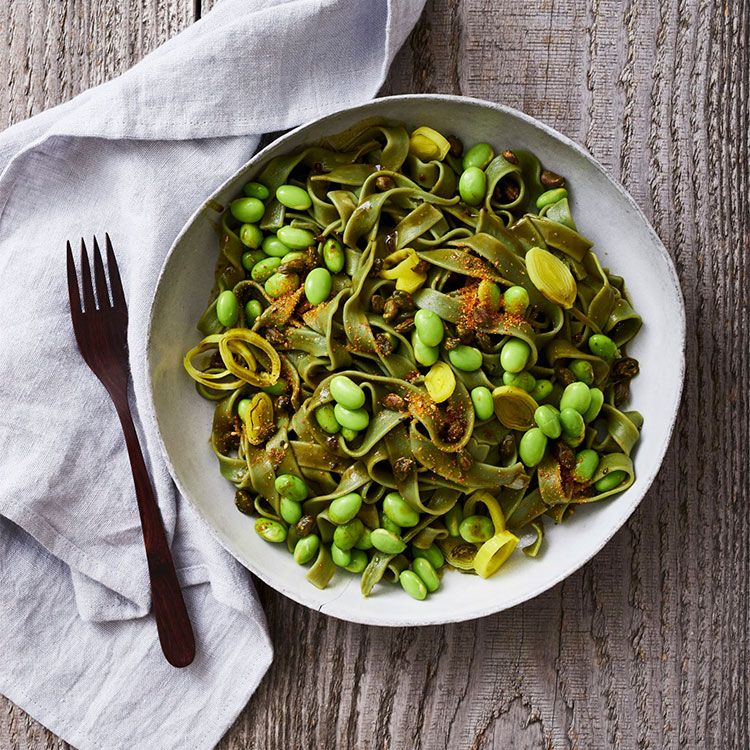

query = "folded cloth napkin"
[0,1,425,747]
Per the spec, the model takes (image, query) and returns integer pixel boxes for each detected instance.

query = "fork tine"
[79,238,96,312]
[92,236,110,308]
[66,241,82,320]
[105,233,126,307]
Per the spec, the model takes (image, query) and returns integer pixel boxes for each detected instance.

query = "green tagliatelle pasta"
[184,119,644,601]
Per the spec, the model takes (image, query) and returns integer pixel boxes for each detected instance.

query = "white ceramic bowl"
[146,95,685,626]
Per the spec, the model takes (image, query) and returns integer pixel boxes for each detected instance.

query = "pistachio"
[375,174,396,191]
[382,393,406,411]
[447,135,463,157]
[383,299,399,322]
[501,149,519,164]
[540,169,565,188]
[370,294,386,314]
[525,246,577,309]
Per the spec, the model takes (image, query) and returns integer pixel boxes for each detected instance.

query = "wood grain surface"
[1,0,748,748]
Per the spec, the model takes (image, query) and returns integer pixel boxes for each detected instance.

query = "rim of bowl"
[145,94,686,626]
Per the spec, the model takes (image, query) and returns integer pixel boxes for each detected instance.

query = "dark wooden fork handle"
[115,399,196,668]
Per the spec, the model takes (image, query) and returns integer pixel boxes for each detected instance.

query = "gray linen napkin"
[0,1,425,747]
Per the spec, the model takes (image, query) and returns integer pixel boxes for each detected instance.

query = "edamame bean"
[412,558,440,592]
[315,403,340,434]
[503,285,530,315]
[277,226,315,250]
[383,492,419,527]
[569,359,594,385]
[519,427,548,467]
[237,398,251,422]
[251,256,282,282]
[573,449,600,483]
[281,251,307,265]
[243,181,270,200]
[381,516,401,536]
[341,427,359,442]
[588,333,619,359]
[413,544,444,569]
[536,187,568,209]
[459,166,487,206]
[412,331,439,366]
[354,528,373,550]
[400,570,428,600]
[471,386,495,420]
[280,496,303,525]
[534,404,562,439]
[414,308,445,347]
[560,382,592,414]
[371,528,406,555]
[530,379,553,402]
[448,345,483,371]
[584,387,604,422]
[333,519,365,551]
[230,197,265,224]
[331,543,352,568]
[345,549,368,573]
[242,249,266,271]
[322,237,345,273]
[293,534,320,564]
[265,272,299,298]
[262,235,291,257]
[255,518,287,543]
[477,280,502,310]
[216,290,238,327]
[459,515,494,543]
[330,375,365,410]
[334,403,370,431]
[500,338,531,373]
[328,492,363,525]
[276,184,312,211]
[462,142,495,170]
[239,223,263,249]
[594,470,627,492]
[502,371,536,392]
[304,267,333,305]
[559,407,585,446]
[261,380,287,396]
[444,505,462,537]
[275,474,308,502]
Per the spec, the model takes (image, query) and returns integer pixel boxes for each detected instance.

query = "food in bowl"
[183,119,643,601]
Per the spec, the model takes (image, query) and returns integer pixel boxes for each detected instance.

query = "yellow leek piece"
[408,126,451,161]
[425,361,456,403]
[525,246,577,309]
[380,248,427,292]
[218,329,281,387]
[474,530,519,578]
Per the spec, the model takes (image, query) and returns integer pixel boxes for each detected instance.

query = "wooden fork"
[66,235,195,668]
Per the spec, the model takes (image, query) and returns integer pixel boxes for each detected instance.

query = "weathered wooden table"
[2,1,747,747]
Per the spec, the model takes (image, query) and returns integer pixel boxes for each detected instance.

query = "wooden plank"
[1,0,748,749]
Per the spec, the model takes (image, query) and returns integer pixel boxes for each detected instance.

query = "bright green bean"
[322,237,345,273]
[243,181,270,200]
[265,272,299,298]
[573,449,600,483]
[333,403,370,431]
[459,515,494,543]
[477,280,502,310]
[251,256,281,282]
[255,518,287,543]
[560,382,592,414]
[503,371,536,392]
[594,470,627,492]
[448,345,483,371]
[413,544,444,569]
[559,407,585,446]
[304,267,333,305]
[412,557,440,592]
[328,492,363,524]
[333,519,364,551]
[503,285,530,315]
[584,387,604,422]
[536,187,568,209]
[276,184,312,211]
[519,427,548,467]
[470,386,495,420]
[280,497,303,525]
[588,333,619,359]
[412,332,439,366]
[275,474,308,502]
[315,403,340,434]
[345,549,368,573]
[400,570,427,600]
[462,142,494,170]
[330,375,366,410]
[262,235,291,257]
[230,197,265,223]
[530,379,553,402]
[383,492,419,527]
[331,543,352,568]
[534,404,562,439]
[293,534,319,564]
[239,223,263,249]
[242,249,266,271]
[371,528,406,555]
[216,290,238,327]
[277,226,315,250]
[500,338,531,373]
[569,359,595,385]
[459,166,487,206]
[414,309,444,347]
